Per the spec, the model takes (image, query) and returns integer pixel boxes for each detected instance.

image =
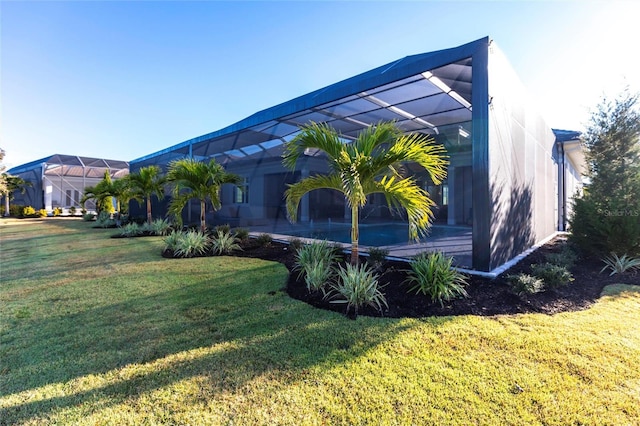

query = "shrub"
[366,247,390,271]
[507,273,545,298]
[530,263,573,289]
[405,252,468,307]
[52,207,63,216]
[545,245,578,269]
[149,218,172,236]
[174,230,211,258]
[600,253,640,275]
[23,206,36,217]
[233,227,249,241]
[9,204,24,217]
[287,237,304,252]
[69,206,77,216]
[294,240,339,294]
[95,211,116,228]
[162,230,183,252]
[256,233,273,247]
[119,222,142,237]
[37,209,48,218]
[329,263,387,317]
[214,224,231,235]
[83,212,96,221]
[211,230,241,255]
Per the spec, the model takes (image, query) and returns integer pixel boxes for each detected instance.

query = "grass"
[1,218,640,425]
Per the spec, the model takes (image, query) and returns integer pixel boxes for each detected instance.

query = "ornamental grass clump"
[119,222,142,237]
[174,230,211,258]
[329,263,387,317]
[405,251,468,307]
[211,229,242,255]
[600,253,640,275]
[294,240,339,294]
[149,218,172,236]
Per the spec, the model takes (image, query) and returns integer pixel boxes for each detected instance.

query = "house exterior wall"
[487,43,558,270]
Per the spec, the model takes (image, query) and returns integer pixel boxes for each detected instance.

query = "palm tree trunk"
[200,200,206,233]
[4,194,9,217]
[350,205,359,265]
[146,198,152,225]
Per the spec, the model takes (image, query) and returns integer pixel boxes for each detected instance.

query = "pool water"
[290,223,470,246]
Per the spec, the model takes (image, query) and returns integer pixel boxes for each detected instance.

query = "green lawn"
[1,218,639,425]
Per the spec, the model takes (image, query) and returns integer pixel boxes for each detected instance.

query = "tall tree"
[166,157,241,232]
[127,166,166,225]
[283,121,449,264]
[570,89,640,255]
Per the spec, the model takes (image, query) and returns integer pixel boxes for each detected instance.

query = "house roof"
[131,37,489,167]
[8,154,129,179]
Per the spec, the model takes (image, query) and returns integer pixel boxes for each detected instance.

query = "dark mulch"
[159,235,639,319]
[228,236,640,319]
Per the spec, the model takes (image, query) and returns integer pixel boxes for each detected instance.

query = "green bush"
[162,230,182,252]
[150,218,172,236]
[174,230,211,258]
[256,233,273,247]
[214,224,231,235]
[95,211,115,228]
[233,227,250,241]
[329,263,387,317]
[287,237,304,252]
[211,230,241,255]
[69,206,77,216]
[507,273,545,298]
[600,253,640,275]
[545,245,578,269]
[23,206,36,217]
[530,263,573,289]
[366,247,390,271]
[119,222,142,237]
[9,204,24,217]
[405,252,468,307]
[294,240,339,294]
[82,212,96,221]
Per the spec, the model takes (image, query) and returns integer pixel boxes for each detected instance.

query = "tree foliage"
[126,166,166,225]
[166,158,241,232]
[283,121,448,264]
[570,89,640,256]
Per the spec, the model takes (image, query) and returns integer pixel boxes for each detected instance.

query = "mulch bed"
[229,236,640,319]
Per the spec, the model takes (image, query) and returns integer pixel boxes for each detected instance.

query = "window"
[66,190,72,206]
[235,178,249,204]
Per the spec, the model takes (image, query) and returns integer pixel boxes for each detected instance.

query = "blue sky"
[2,0,639,168]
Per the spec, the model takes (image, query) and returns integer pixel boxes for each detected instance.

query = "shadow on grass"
[0,253,436,423]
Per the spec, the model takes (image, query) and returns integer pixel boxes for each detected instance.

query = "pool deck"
[248,221,473,268]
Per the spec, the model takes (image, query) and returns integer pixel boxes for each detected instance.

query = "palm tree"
[1,174,32,217]
[166,157,241,232]
[127,165,166,225]
[283,121,449,264]
[81,171,130,214]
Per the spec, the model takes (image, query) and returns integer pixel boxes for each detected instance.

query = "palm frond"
[285,174,343,222]
[282,122,345,170]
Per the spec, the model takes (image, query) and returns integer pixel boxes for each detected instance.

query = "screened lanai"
[131,36,576,273]
[7,154,129,212]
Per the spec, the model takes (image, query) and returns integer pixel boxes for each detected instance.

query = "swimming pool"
[289,223,470,247]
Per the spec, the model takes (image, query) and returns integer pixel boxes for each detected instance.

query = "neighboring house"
[7,154,129,213]
[126,36,583,272]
